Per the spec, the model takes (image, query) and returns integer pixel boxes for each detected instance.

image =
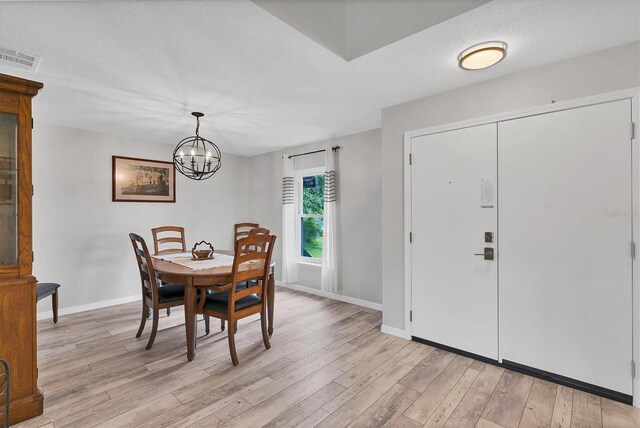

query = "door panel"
[498,100,632,394]
[411,124,498,360]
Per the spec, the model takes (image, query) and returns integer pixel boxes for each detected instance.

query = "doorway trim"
[403,87,640,406]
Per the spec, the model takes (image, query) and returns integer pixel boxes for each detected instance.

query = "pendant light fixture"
[173,112,222,180]
[458,41,507,70]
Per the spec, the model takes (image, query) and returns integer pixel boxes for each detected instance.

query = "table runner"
[152,252,235,271]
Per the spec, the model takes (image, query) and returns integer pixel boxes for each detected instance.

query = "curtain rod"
[287,145,341,159]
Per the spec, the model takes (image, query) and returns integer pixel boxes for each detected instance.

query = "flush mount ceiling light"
[458,41,507,70]
[173,112,222,181]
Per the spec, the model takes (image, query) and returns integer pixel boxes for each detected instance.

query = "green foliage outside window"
[301,218,323,258]
[301,174,324,258]
[303,174,324,214]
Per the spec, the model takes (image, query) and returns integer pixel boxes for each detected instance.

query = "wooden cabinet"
[0,73,43,425]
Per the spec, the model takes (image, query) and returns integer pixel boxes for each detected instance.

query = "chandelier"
[173,112,222,180]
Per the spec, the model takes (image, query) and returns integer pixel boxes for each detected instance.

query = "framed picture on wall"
[112,156,176,202]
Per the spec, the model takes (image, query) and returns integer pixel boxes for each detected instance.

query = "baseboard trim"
[37,294,140,320]
[276,281,382,311]
[8,389,43,425]
[380,324,411,340]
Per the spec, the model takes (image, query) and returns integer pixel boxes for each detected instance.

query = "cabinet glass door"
[0,113,17,266]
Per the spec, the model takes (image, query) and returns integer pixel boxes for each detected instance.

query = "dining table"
[151,250,275,361]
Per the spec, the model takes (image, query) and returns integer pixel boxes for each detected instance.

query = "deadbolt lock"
[485,232,493,243]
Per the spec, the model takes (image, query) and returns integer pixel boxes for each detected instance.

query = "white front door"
[411,123,498,360]
[498,99,633,394]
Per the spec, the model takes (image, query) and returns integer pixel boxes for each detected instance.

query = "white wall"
[248,128,382,305]
[32,123,250,313]
[381,41,640,331]
[33,41,639,324]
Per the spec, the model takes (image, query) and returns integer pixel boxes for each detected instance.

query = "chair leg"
[166,308,171,316]
[228,320,239,366]
[220,319,225,331]
[52,290,59,324]
[205,315,210,335]
[194,314,198,349]
[146,308,159,350]
[260,309,271,350]
[136,302,148,338]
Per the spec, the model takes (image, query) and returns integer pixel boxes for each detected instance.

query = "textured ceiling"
[0,0,638,156]
[252,0,491,61]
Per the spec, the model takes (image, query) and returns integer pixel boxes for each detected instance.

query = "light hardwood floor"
[16,287,640,428]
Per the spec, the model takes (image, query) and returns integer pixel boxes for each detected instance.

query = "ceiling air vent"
[0,47,41,71]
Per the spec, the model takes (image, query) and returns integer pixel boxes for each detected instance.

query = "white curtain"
[281,155,298,284]
[321,146,338,293]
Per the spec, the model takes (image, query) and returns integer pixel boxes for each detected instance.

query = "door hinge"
[632,122,636,140]
[31,117,34,129]
[32,185,34,196]
[632,360,636,378]
[32,251,34,263]
[410,310,412,322]
[409,232,413,243]
[632,241,636,259]
[409,153,412,165]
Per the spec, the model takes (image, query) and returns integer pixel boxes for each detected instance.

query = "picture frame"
[112,156,176,202]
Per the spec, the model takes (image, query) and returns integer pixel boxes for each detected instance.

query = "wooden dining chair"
[151,226,187,316]
[36,282,61,323]
[0,358,8,428]
[234,222,259,241]
[152,226,186,255]
[216,226,272,334]
[130,233,200,350]
[198,233,276,365]
[230,224,260,296]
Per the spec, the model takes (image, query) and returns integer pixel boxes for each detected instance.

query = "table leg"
[184,285,196,361]
[268,273,275,336]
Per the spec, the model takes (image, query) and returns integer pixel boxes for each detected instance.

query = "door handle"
[474,248,494,260]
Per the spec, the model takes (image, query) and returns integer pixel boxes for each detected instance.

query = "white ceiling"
[0,0,638,156]
[253,0,491,61]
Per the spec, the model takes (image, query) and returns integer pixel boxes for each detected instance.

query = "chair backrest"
[249,227,270,236]
[229,234,276,312]
[234,223,259,242]
[152,226,186,255]
[243,227,271,253]
[129,233,160,302]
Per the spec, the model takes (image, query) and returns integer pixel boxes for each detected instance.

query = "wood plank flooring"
[15,287,640,427]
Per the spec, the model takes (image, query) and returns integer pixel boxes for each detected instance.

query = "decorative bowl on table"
[191,241,214,260]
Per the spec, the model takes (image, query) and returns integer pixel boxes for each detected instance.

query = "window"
[296,168,324,262]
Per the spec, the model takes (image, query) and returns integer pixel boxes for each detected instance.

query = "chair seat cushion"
[37,282,60,300]
[235,280,258,290]
[157,284,185,303]
[204,291,261,314]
